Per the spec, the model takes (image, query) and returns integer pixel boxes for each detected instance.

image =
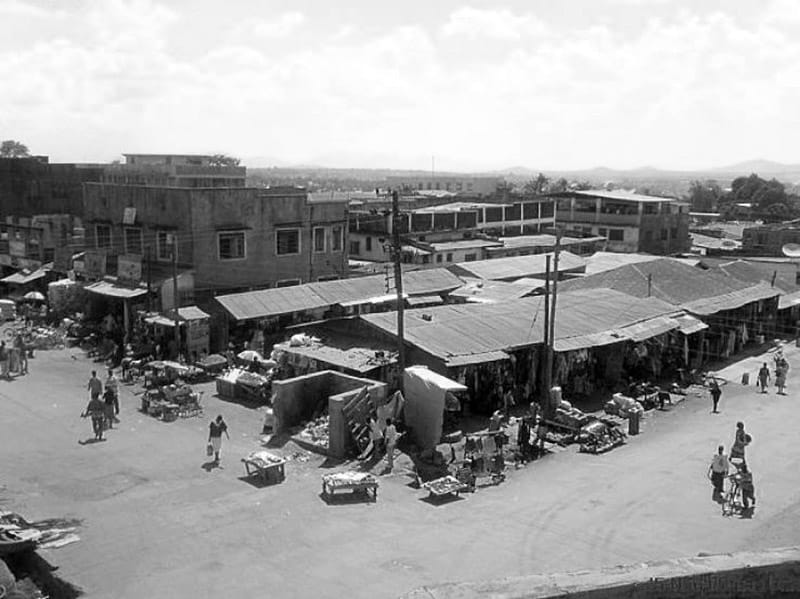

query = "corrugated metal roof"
[563,189,681,203]
[406,295,444,307]
[674,314,709,334]
[215,268,463,321]
[448,251,586,281]
[86,280,148,299]
[449,279,538,303]
[362,288,681,363]
[683,284,781,315]
[779,290,800,310]
[583,252,699,276]
[1,268,47,285]
[428,239,502,252]
[615,315,679,342]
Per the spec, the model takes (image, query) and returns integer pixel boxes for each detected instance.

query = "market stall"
[215,367,273,403]
[140,380,203,421]
[241,450,286,485]
[321,471,379,501]
[143,306,210,361]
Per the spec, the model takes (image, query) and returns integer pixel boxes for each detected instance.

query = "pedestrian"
[708,445,729,498]
[709,377,722,413]
[384,418,398,471]
[737,462,756,510]
[0,341,8,380]
[208,415,229,464]
[369,413,383,457]
[775,363,787,395]
[87,370,103,401]
[103,387,116,430]
[105,368,120,422]
[13,333,27,375]
[730,421,750,464]
[502,386,515,417]
[81,395,107,441]
[757,363,770,393]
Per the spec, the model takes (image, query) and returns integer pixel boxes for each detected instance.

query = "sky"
[0,0,798,171]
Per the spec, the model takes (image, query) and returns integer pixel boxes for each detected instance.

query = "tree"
[0,140,30,158]
[523,173,549,195]
[546,177,569,193]
[209,154,241,167]
[687,180,722,212]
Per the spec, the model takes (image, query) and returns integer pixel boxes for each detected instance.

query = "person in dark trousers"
[709,377,722,413]
[208,415,230,464]
[737,462,756,510]
[708,445,729,499]
[87,370,103,401]
[82,395,107,441]
[103,387,116,430]
[106,368,120,422]
[757,363,770,393]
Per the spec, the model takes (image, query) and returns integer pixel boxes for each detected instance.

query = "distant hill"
[712,159,800,174]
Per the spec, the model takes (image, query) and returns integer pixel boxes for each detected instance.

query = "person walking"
[103,387,116,430]
[87,370,103,401]
[105,368,120,422]
[0,341,9,380]
[757,363,770,393]
[738,462,756,510]
[708,445,730,499]
[709,377,722,413]
[81,394,107,441]
[13,333,27,375]
[730,421,750,464]
[775,362,788,395]
[384,418,398,472]
[208,415,229,464]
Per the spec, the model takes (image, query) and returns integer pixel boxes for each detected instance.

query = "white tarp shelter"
[403,366,466,450]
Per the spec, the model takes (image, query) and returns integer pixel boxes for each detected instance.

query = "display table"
[321,471,378,501]
[241,451,286,484]
[422,475,468,499]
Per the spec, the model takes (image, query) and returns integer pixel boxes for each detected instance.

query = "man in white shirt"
[106,368,120,422]
[708,445,729,498]
[384,419,398,471]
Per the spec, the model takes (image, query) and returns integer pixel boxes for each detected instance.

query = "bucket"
[741,372,749,385]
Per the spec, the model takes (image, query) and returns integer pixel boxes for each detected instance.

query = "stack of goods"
[299,415,329,447]
[578,420,626,454]
[322,471,376,487]
[27,325,67,350]
[243,450,285,469]
[215,367,272,402]
[422,475,467,497]
[605,393,645,418]
[553,401,591,429]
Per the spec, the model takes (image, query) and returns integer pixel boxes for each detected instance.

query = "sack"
[745,433,752,445]
[206,442,214,457]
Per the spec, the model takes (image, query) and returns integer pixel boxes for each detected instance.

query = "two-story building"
[742,223,800,256]
[81,184,349,310]
[550,190,690,254]
[385,175,502,196]
[101,153,247,188]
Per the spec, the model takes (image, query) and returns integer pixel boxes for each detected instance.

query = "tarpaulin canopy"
[86,280,148,299]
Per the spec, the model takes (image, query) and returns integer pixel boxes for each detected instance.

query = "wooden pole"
[171,234,180,357]
[392,190,406,390]
[546,231,562,419]
[541,255,551,404]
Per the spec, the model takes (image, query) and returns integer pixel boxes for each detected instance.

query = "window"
[644,230,653,241]
[95,224,112,249]
[276,278,301,288]
[660,229,668,241]
[124,227,143,255]
[608,229,624,241]
[465,253,477,262]
[670,227,677,239]
[421,255,430,264]
[317,275,339,282]
[436,254,443,263]
[350,240,360,254]
[275,229,299,256]
[331,226,343,252]
[446,253,453,262]
[313,227,325,253]
[365,236,372,252]
[156,230,175,261]
[598,228,607,237]
[218,231,246,260]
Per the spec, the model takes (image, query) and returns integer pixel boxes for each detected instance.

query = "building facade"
[551,190,690,254]
[82,184,348,304]
[385,175,502,196]
[742,224,800,256]
[100,154,246,188]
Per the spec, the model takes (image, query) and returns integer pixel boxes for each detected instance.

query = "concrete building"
[385,175,501,196]
[81,184,348,308]
[101,154,246,188]
[550,190,690,254]
[741,223,800,256]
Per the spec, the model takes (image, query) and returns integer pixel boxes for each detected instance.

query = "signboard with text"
[83,250,107,280]
[9,240,25,258]
[123,207,137,226]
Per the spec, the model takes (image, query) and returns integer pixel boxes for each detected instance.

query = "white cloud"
[441,7,545,40]
[235,12,306,39]
[0,0,64,18]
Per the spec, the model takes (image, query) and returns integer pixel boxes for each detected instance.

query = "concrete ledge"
[402,547,800,599]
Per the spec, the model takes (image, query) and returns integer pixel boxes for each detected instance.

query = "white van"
[0,299,17,321]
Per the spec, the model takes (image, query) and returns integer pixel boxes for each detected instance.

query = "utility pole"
[545,230,562,420]
[171,233,180,356]
[146,245,152,313]
[391,190,406,389]
[541,254,551,404]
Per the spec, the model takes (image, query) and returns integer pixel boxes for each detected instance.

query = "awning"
[615,316,679,342]
[1,268,47,285]
[554,331,626,352]
[86,280,148,299]
[674,314,709,335]
[401,245,431,256]
[144,306,210,327]
[339,293,407,308]
[779,290,800,310]
[445,350,510,367]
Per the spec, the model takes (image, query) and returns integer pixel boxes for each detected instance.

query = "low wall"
[329,380,387,459]
[402,547,800,599]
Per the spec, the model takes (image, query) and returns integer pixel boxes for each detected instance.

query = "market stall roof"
[615,315,679,343]
[274,340,397,373]
[673,314,709,334]
[144,306,210,326]
[85,279,148,299]
[215,268,462,321]
[406,295,444,307]
[339,293,407,308]
[447,251,586,282]
[362,288,683,365]
[683,284,781,316]
[404,366,467,392]
[449,278,539,304]
[779,289,800,310]
[1,267,48,285]
[583,252,699,276]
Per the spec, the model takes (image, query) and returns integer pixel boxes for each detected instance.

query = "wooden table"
[241,451,286,484]
[321,472,379,501]
[422,475,468,499]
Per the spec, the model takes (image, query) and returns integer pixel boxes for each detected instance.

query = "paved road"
[1,340,799,598]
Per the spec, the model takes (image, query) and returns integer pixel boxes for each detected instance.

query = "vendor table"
[321,472,379,501]
[422,475,468,499]
[241,451,286,484]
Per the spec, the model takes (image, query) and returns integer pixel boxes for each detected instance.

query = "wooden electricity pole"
[391,190,406,388]
[171,234,180,355]
[541,255,551,404]
[545,229,562,419]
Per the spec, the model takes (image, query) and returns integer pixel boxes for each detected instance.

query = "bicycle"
[722,475,742,516]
